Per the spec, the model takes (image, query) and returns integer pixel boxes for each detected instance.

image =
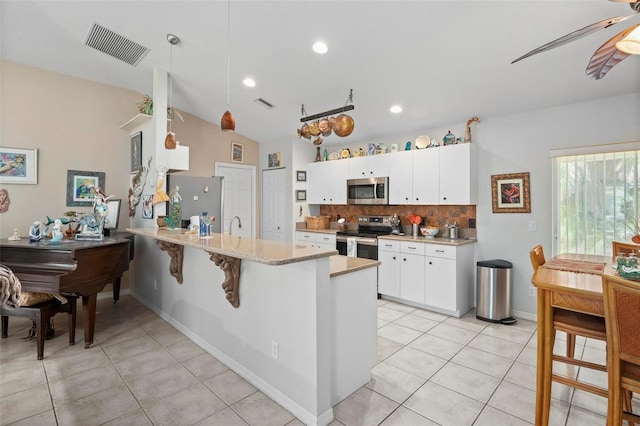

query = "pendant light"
[165,33,180,149]
[220,0,235,132]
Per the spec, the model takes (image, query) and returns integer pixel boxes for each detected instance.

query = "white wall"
[288,92,639,318]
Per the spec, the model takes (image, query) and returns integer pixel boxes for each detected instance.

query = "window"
[553,146,639,256]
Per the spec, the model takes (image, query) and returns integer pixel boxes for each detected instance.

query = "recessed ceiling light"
[243,78,256,87]
[312,41,328,54]
[390,105,402,113]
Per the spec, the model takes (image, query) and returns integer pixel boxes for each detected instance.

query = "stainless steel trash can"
[476,260,516,325]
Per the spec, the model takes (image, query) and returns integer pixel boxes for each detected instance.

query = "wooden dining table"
[531,253,615,425]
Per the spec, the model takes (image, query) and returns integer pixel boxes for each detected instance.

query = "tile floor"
[0,295,636,425]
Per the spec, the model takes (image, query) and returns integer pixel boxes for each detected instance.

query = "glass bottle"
[200,212,209,237]
[168,186,182,229]
[315,146,321,162]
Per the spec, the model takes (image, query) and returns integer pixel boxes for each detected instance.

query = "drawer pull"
[384,244,393,248]
[436,249,445,253]
[408,246,416,250]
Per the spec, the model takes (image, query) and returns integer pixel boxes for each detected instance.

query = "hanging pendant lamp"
[221,0,235,132]
[165,33,180,149]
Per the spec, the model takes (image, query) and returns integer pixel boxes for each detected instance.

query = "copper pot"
[318,118,332,137]
[313,136,323,145]
[297,124,311,139]
[164,132,177,149]
[332,114,354,137]
[308,121,321,136]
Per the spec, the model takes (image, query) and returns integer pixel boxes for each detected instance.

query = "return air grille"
[84,22,150,66]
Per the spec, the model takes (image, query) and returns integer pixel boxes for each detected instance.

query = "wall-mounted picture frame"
[66,170,106,206]
[268,152,281,168]
[141,194,153,219]
[296,190,307,202]
[231,142,244,163]
[130,131,142,173]
[0,147,38,184]
[491,172,531,213]
[296,170,307,182]
[104,199,121,229]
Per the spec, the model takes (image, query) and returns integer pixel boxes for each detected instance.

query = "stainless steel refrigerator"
[166,175,224,232]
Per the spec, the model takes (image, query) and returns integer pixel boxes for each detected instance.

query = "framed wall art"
[268,152,281,168]
[0,147,38,184]
[66,170,105,206]
[296,190,307,202]
[104,199,121,230]
[296,170,307,182]
[231,142,244,163]
[491,172,531,213]
[141,194,153,219]
[130,131,142,172]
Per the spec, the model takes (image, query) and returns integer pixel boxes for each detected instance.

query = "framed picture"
[268,152,281,168]
[491,172,531,213]
[66,170,106,206]
[296,170,307,182]
[130,131,142,172]
[231,142,244,163]
[104,199,121,229]
[141,194,153,219]
[296,190,307,202]
[0,147,38,184]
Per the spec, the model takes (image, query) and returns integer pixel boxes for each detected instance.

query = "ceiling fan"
[512,0,640,79]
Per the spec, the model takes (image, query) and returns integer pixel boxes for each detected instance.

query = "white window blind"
[553,149,639,256]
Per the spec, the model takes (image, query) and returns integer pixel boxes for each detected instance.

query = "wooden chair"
[612,241,640,257]
[602,273,640,426]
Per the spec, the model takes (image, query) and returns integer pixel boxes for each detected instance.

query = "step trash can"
[476,259,517,325]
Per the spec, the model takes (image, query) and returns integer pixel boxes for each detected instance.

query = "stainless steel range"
[336,215,394,260]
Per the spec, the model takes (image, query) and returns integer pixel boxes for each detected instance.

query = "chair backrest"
[612,241,640,257]
[602,273,640,365]
[529,245,546,272]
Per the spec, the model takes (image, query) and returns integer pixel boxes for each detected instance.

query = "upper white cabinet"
[412,148,439,205]
[307,160,348,204]
[388,151,414,204]
[439,143,477,205]
[348,155,389,179]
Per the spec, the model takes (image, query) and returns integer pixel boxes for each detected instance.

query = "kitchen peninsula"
[127,228,378,426]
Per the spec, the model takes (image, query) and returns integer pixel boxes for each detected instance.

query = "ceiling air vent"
[254,98,275,109]
[84,22,150,66]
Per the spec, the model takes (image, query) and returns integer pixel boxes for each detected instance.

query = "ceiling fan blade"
[586,24,637,79]
[511,15,633,64]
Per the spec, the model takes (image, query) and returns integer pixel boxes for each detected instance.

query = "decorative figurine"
[168,185,182,229]
[463,116,480,143]
[8,228,20,241]
[50,219,63,243]
[28,221,42,242]
[405,141,411,151]
[0,188,10,213]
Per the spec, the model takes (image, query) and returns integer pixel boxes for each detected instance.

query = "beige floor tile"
[0,362,46,398]
[377,306,407,323]
[382,301,417,314]
[203,369,258,405]
[145,323,189,347]
[376,336,403,362]
[571,389,609,417]
[426,322,479,345]
[231,391,295,426]
[377,323,422,345]
[451,346,514,378]
[565,405,607,426]
[488,381,570,425]
[515,345,537,367]
[112,346,177,380]
[95,322,148,347]
[365,361,426,404]
[43,344,112,382]
[385,347,447,380]
[408,333,464,360]
[473,405,532,425]
[4,408,58,426]
[144,383,227,426]
[101,408,153,425]
[333,387,398,426]
[379,406,438,425]
[0,383,51,425]
[443,315,489,333]
[404,381,484,425]
[102,334,163,363]
[410,308,449,322]
[467,333,526,359]
[125,363,200,406]
[49,363,124,406]
[377,318,389,329]
[54,382,140,426]
[182,352,229,381]
[392,314,439,332]
[430,362,501,403]
[164,338,206,361]
[510,318,537,333]
[481,323,534,344]
[195,407,250,425]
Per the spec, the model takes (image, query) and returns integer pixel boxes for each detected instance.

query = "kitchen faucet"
[229,216,242,235]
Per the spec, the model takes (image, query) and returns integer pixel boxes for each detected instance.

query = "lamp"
[615,24,640,55]
[165,33,180,149]
[221,0,235,132]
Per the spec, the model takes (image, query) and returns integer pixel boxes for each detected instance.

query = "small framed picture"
[491,172,531,213]
[104,199,121,229]
[296,190,307,202]
[231,142,244,163]
[130,131,142,173]
[141,194,153,219]
[268,152,281,168]
[66,170,106,206]
[296,170,307,182]
[0,147,38,184]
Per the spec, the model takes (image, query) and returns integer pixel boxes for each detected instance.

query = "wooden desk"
[531,253,614,425]
[0,237,131,348]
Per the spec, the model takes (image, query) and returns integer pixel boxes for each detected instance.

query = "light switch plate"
[529,220,537,232]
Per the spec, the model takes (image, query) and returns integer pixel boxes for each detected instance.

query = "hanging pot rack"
[299,89,354,122]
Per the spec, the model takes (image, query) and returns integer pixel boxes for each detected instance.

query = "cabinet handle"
[408,246,416,250]
[443,197,447,200]
[436,249,445,253]
[429,261,433,265]
[415,198,419,201]
[405,197,409,201]
[392,256,396,260]
[403,258,407,261]
[384,244,393,248]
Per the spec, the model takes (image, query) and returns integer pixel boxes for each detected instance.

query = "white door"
[262,168,286,242]
[215,162,255,238]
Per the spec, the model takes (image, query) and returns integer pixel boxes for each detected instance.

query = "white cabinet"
[378,249,400,297]
[378,240,425,305]
[307,161,348,204]
[412,149,439,205]
[425,253,457,312]
[438,143,477,205]
[348,155,389,179]
[296,231,336,249]
[388,151,414,204]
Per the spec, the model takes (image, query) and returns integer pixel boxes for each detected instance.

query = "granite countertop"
[330,255,379,278]
[296,228,339,235]
[378,235,477,246]
[127,228,337,266]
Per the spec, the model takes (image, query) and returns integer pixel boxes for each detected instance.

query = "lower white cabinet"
[378,238,475,317]
[295,231,336,250]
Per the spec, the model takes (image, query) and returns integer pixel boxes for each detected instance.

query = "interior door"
[262,168,286,242]
[215,163,255,238]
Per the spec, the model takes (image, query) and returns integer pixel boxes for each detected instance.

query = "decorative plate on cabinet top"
[340,149,351,159]
[415,135,431,149]
[328,152,340,161]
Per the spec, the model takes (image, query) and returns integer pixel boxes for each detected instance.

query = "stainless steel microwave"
[347,177,389,205]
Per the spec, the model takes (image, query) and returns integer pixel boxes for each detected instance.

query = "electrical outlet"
[271,340,279,359]
[528,220,537,232]
[529,286,535,297]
